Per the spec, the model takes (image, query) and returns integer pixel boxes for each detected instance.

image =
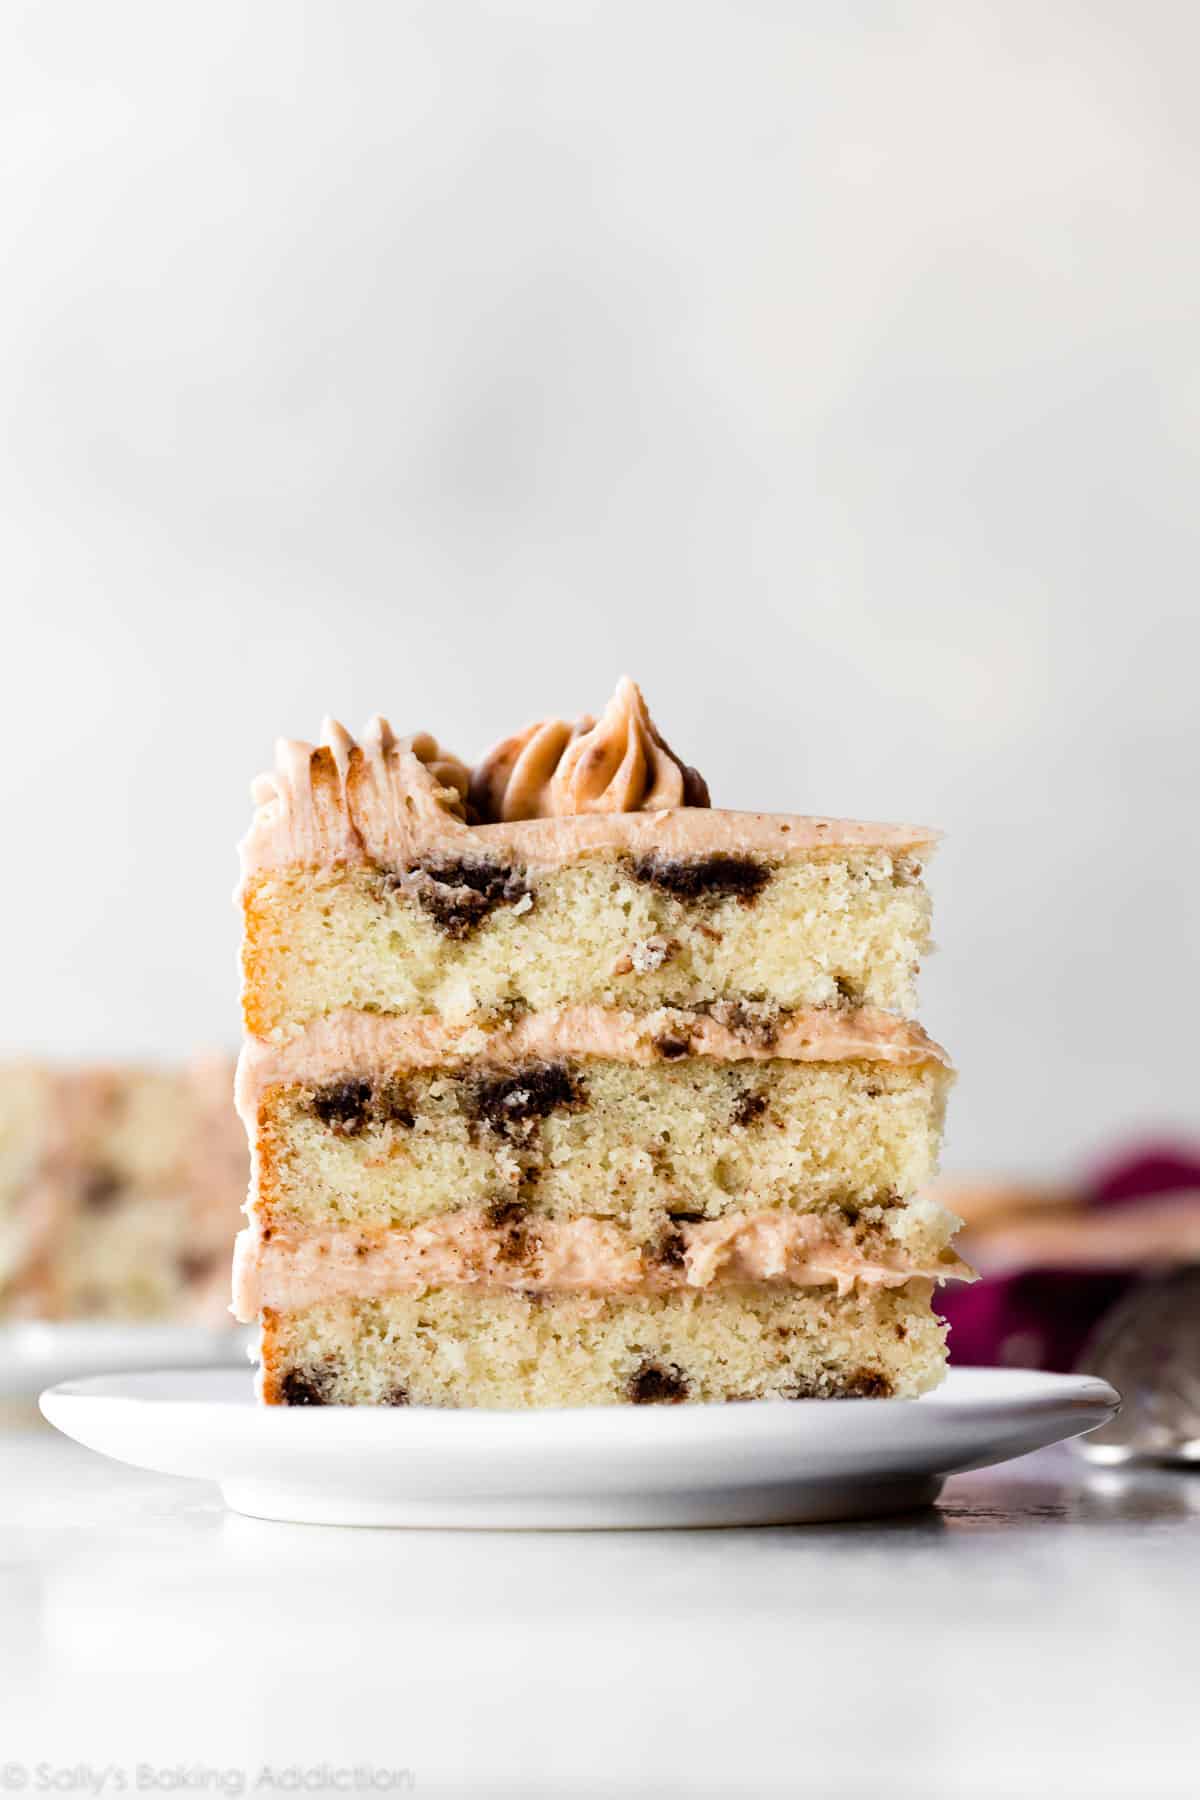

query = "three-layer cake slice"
[233,679,967,1404]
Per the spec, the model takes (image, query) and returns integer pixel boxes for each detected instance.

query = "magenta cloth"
[939,1144,1200,1371]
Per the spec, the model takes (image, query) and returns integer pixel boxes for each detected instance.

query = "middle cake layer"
[248,1049,950,1234]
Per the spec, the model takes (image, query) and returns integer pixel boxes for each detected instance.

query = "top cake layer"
[240,681,938,1036]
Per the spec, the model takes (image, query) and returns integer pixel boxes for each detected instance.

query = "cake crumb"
[630,935,677,974]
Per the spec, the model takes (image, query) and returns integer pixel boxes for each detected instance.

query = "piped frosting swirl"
[409,732,472,822]
[469,677,709,822]
[244,716,472,870]
[466,717,579,824]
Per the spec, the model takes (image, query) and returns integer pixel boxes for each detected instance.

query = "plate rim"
[39,1363,1121,1429]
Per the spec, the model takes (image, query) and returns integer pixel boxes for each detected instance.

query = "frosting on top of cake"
[468,677,709,822]
[241,678,938,875]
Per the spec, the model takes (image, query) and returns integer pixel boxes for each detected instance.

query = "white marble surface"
[1,1414,1197,1798]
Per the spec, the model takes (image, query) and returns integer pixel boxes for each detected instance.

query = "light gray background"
[2,2,1196,1176]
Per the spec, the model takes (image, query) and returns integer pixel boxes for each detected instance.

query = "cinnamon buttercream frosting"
[240,683,938,877]
[246,715,473,871]
[231,1207,972,1316]
[469,677,709,822]
[235,1006,951,1124]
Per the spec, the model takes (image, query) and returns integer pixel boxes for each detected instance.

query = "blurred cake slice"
[234,678,967,1405]
[0,1058,246,1323]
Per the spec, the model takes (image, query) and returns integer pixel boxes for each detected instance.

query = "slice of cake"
[233,678,968,1405]
[0,1057,246,1324]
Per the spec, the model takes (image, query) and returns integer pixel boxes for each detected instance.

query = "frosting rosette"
[469,677,709,822]
[409,731,472,821]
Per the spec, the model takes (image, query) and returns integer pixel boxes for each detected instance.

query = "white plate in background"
[0,1322,252,1399]
[40,1365,1119,1529]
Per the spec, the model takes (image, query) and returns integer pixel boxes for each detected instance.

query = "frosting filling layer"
[232,1208,972,1315]
[237,1005,949,1123]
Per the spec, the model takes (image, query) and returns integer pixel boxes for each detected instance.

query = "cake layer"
[259,1283,946,1405]
[248,1052,951,1234]
[234,1202,968,1313]
[45,1189,199,1319]
[242,849,931,1036]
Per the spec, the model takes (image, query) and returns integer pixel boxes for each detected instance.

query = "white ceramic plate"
[40,1365,1119,1528]
[0,1322,252,1400]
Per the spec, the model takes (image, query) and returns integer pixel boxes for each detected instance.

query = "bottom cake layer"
[260,1282,946,1407]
